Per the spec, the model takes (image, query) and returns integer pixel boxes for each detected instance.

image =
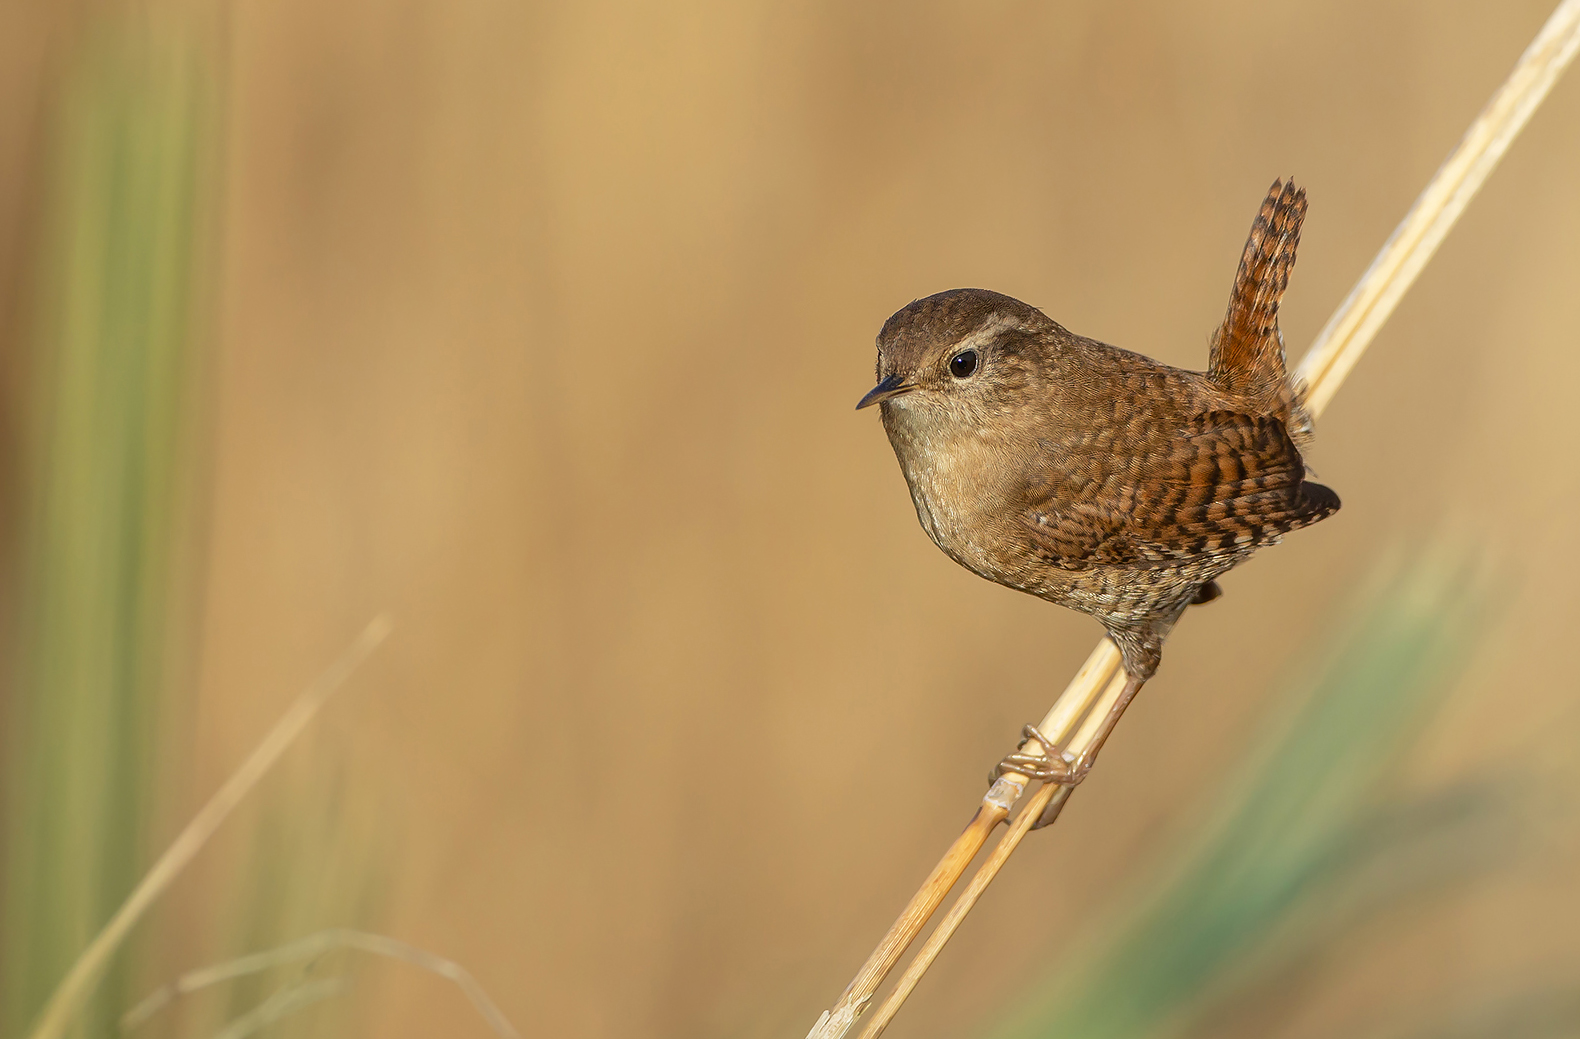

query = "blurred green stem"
[2,19,212,1039]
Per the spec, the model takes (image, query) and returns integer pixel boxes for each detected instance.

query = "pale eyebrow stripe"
[953,311,1028,352]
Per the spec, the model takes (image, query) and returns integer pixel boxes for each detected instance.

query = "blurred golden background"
[2,1,1578,1037]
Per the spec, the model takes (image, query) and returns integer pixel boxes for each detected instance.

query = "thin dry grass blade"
[811,2,1580,1035]
[207,979,346,1039]
[120,928,521,1039]
[24,616,392,1039]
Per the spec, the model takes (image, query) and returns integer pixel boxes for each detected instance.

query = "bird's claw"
[990,723,1093,787]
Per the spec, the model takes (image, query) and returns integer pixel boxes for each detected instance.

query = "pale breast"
[884,406,1029,582]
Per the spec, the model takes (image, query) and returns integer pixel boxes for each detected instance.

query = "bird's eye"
[949,350,979,379]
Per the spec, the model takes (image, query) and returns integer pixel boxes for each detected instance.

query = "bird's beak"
[856,372,914,410]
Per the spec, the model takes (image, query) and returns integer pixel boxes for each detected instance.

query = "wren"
[857,180,1339,791]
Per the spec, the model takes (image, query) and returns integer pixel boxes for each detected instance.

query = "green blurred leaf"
[989,547,1501,1039]
[2,22,212,1039]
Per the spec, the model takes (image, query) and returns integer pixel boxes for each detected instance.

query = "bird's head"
[857,288,1059,441]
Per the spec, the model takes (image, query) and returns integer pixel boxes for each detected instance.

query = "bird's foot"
[991,724,1093,788]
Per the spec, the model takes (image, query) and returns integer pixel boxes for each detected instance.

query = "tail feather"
[1295,479,1341,526]
[1210,179,1306,408]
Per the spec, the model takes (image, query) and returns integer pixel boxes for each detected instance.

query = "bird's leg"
[994,621,1171,824]
[992,671,1148,828]
[1062,670,1146,780]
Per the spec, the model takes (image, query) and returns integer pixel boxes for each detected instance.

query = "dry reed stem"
[811,3,1580,1035]
[854,784,1062,1039]
[851,666,1125,1039]
[1297,0,1580,414]
[25,615,393,1039]
[849,687,1122,1039]
[806,643,1118,1039]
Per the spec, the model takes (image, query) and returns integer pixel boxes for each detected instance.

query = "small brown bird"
[857,180,1338,789]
